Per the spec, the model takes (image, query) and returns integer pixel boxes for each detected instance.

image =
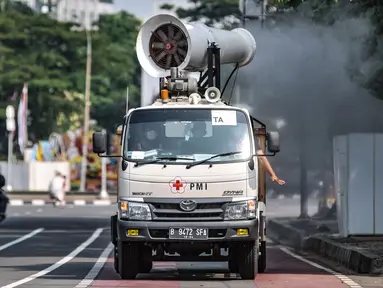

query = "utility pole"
[79,29,92,192]
[99,129,109,199]
[298,100,309,219]
[0,0,7,12]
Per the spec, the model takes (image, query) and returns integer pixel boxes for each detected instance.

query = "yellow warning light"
[236,228,249,236]
[160,89,169,101]
[127,229,139,236]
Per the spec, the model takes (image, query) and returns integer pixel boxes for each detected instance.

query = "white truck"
[92,14,280,280]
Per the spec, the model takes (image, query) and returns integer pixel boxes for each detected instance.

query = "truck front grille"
[148,202,226,221]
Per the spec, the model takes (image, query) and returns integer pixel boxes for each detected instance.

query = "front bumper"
[117,218,258,242]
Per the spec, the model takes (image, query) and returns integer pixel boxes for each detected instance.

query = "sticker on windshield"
[211,110,237,126]
[131,151,145,159]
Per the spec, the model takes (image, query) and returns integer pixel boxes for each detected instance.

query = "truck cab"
[93,95,280,280]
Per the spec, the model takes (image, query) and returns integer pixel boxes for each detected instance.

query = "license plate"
[169,227,208,239]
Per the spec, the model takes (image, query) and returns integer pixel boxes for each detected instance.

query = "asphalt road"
[0,198,369,288]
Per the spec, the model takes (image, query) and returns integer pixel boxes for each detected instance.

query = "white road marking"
[2,228,104,288]
[279,246,362,288]
[75,243,114,288]
[0,228,44,252]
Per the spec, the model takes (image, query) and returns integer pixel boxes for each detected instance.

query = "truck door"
[250,116,267,204]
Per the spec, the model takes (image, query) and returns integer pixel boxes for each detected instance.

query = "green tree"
[0,3,142,148]
[161,0,241,28]
[0,2,85,140]
[88,11,142,132]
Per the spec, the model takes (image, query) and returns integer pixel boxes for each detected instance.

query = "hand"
[271,175,285,186]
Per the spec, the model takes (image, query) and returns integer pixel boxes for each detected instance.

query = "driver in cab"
[182,121,210,154]
[130,125,162,151]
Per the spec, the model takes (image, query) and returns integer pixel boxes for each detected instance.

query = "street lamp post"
[79,29,92,192]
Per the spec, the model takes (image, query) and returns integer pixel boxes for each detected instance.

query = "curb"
[305,236,383,274]
[267,219,383,275]
[9,199,114,206]
[267,218,308,249]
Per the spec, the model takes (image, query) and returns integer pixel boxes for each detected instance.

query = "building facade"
[17,0,115,29]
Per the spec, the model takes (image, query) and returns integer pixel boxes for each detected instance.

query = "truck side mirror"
[93,132,107,154]
[267,131,280,153]
[116,125,122,136]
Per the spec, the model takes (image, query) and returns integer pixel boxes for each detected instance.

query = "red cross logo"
[169,177,186,194]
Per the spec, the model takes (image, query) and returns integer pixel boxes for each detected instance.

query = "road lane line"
[0,228,44,252]
[279,246,362,288]
[1,228,104,288]
[75,242,114,288]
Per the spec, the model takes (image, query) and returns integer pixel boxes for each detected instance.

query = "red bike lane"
[91,246,352,288]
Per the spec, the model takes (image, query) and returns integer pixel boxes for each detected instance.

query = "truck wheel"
[138,245,153,273]
[238,241,258,280]
[228,246,239,273]
[114,245,119,274]
[258,240,266,273]
[118,241,139,279]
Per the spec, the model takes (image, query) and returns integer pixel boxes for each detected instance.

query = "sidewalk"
[6,191,117,206]
[267,217,383,275]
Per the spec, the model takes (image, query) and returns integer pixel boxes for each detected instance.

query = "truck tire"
[238,241,258,280]
[114,245,119,274]
[228,246,239,273]
[258,240,266,273]
[118,241,139,279]
[138,245,153,273]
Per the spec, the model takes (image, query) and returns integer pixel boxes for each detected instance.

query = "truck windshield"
[123,108,252,164]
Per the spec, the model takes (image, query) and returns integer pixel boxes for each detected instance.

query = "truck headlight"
[224,200,256,220]
[119,201,152,220]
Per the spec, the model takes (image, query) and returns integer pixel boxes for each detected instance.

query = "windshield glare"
[124,108,252,164]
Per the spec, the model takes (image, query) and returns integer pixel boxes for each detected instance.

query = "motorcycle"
[0,174,9,222]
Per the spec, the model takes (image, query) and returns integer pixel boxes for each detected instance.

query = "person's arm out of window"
[256,149,285,185]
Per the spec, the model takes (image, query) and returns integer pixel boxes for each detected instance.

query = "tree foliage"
[160,0,240,28]
[0,2,141,153]
[0,3,85,139]
[89,12,141,132]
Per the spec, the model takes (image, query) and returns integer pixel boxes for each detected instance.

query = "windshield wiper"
[134,156,195,167]
[186,151,242,169]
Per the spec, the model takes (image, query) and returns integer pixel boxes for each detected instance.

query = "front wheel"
[113,245,119,273]
[237,241,258,280]
[118,241,139,279]
[258,240,267,273]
